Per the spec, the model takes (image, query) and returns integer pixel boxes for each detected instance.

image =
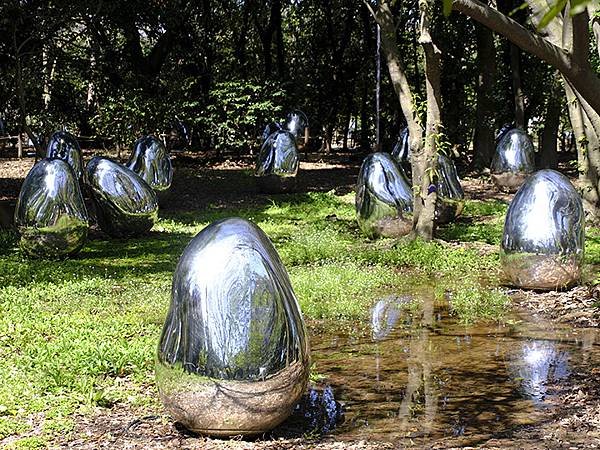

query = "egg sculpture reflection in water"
[356,152,413,239]
[45,130,84,180]
[15,159,88,257]
[156,218,310,436]
[126,135,173,192]
[435,154,465,224]
[86,157,158,237]
[501,169,584,290]
[256,130,299,193]
[491,128,535,192]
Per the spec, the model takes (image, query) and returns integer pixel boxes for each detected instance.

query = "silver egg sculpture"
[262,122,282,142]
[435,154,465,224]
[86,157,158,237]
[156,217,310,436]
[256,130,299,193]
[284,110,308,139]
[46,130,84,180]
[126,135,173,192]
[500,169,584,290]
[356,152,413,239]
[491,128,535,192]
[14,158,88,257]
[391,127,410,163]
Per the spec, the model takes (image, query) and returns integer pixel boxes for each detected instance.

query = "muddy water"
[307,290,600,446]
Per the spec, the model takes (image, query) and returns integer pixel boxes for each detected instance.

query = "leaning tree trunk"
[375,0,439,240]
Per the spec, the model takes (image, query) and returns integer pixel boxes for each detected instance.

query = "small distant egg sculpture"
[391,127,410,164]
[126,135,173,192]
[85,157,158,237]
[14,159,88,257]
[256,130,299,193]
[284,110,308,139]
[491,128,535,192]
[156,218,310,436]
[435,154,465,224]
[356,152,413,239]
[500,169,584,290]
[45,130,84,180]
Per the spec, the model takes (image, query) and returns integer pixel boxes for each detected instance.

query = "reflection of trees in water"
[397,290,438,434]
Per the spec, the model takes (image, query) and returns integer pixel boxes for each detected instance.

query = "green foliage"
[200,81,286,153]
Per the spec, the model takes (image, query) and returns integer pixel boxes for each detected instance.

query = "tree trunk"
[472,21,497,169]
[538,75,561,169]
[510,44,526,128]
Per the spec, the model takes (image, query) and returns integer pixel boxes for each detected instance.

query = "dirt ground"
[2,151,600,449]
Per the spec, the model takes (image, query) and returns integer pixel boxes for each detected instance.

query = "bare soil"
[2,152,600,449]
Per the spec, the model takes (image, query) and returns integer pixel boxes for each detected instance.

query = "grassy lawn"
[0,190,598,448]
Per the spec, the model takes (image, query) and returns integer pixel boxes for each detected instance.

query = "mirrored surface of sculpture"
[15,159,88,257]
[435,154,465,224]
[156,217,310,436]
[262,122,281,142]
[86,157,158,237]
[500,169,584,290]
[491,128,535,192]
[126,135,173,191]
[256,130,299,193]
[285,110,308,138]
[356,152,413,239]
[45,130,84,180]
[391,127,410,163]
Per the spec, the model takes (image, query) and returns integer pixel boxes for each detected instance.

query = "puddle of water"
[307,289,600,445]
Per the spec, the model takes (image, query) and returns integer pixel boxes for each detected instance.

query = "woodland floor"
[1,149,599,449]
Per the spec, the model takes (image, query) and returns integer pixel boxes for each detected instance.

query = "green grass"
[4,191,597,446]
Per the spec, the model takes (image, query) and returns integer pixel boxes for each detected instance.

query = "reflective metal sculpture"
[262,122,281,142]
[85,157,158,237]
[500,169,584,290]
[491,128,535,192]
[285,110,308,138]
[45,130,84,180]
[435,154,465,224]
[156,218,310,436]
[391,127,410,163]
[126,135,173,192]
[256,130,299,193]
[14,159,88,257]
[356,152,413,239]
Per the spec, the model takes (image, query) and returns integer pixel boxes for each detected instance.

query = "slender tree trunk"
[538,75,561,169]
[472,21,497,169]
[510,44,526,128]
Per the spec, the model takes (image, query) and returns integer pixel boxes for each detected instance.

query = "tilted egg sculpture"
[284,110,308,139]
[126,135,173,192]
[356,152,413,239]
[45,130,84,180]
[500,169,584,290]
[255,130,299,193]
[156,218,310,436]
[14,159,88,258]
[491,128,535,192]
[435,154,465,224]
[85,157,158,237]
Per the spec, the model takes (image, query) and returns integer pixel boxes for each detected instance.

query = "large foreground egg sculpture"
[491,128,535,192]
[45,130,84,180]
[86,157,158,237]
[356,152,413,239]
[256,130,299,193]
[435,154,465,224]
[126,135,173,192]
[14,159,88,257]
[156,218,310,436]
[500,169,584,290]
